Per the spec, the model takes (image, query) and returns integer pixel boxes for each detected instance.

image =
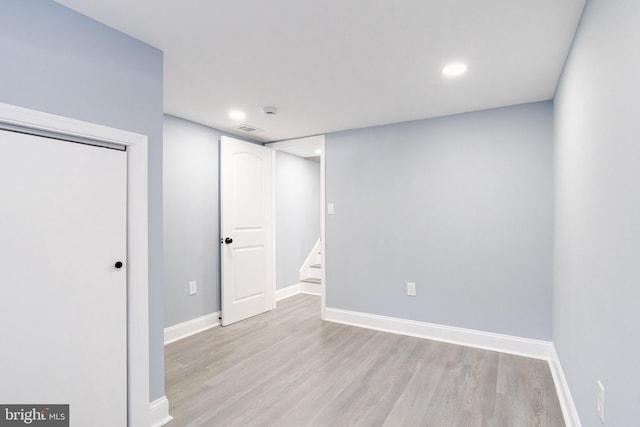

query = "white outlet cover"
[407,282,416,296]
[327,203,335,215]
[189,280,197,295]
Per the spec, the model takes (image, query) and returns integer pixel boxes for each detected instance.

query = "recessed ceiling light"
[442,63,468,77]
[229,110,246,120]
[315,149,322,155]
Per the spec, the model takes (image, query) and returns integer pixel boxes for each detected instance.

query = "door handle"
[224,237,233,244]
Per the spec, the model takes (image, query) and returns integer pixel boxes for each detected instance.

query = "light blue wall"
[326,101,554,340]
[276,152,320,289]
[163,115,221,326]
[0,1,164,400]
[163,115,261,325]
[554,0,640,425]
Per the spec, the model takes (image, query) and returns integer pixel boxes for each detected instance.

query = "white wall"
[326,101,554,340]
[275,151,320,289]
[554,0,640,425]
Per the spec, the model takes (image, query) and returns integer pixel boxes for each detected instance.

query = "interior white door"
[0,130,127,426]
[221,136,273,326]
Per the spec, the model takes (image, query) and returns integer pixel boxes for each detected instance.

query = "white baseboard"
[324,307,553,360]
[299,281,321,296]
[149,396,173,427]
[164,312,220,345]
[549,345,582,427]
[276,283,301,301]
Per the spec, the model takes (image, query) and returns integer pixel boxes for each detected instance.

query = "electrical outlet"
[407,282,416,296]
[597,380,605,423]
[189,281,197,296]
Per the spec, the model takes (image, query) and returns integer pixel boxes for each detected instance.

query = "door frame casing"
[0,102,150,427]
[267,135,326,319]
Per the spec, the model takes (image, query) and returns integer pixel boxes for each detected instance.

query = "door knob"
[114,261,124,269]
[224,237,233,244]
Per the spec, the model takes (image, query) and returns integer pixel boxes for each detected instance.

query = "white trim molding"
[276,283,301,302]
[276,283,321,301]
[271,149,278,310]
[299,281,322,296]
[149,396,173,427]
[548,345,582,427]
[0,102,150,427]
[325,307,553,360]
[319,136,326,320]
[164,312,221,345]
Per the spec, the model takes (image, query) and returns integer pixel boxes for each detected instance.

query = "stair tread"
[310,264,321,268]
[301,277,321,284]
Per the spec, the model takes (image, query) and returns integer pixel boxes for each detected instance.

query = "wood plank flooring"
[165,294,564,427]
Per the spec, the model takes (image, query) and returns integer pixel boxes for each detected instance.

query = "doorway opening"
[267,135,326,319]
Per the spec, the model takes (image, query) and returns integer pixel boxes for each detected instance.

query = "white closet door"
[0,130,128,426]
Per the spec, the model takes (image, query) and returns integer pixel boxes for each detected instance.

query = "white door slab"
[221,136,273,326]
[0,130,127,426]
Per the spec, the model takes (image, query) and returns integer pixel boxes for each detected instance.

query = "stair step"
[310,263,321,268]
[301,277,321,284]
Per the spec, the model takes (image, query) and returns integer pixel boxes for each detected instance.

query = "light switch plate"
[328,203,335,215]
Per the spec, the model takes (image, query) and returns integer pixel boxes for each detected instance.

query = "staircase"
[299,240,322,295]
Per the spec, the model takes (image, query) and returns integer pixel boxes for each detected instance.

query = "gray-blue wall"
[0,0,165,401]
[326,101,554,340]
[163,115,261,325]
[276,151,320,289]
[164,115,221,326]
[554,0,640,425]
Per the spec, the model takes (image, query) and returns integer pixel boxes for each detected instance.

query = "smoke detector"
[262,106,278,116]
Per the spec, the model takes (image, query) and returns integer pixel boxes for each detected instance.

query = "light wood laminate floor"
[165,294,564,427]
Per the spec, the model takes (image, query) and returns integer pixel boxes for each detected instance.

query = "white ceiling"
[55,0,585,143]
